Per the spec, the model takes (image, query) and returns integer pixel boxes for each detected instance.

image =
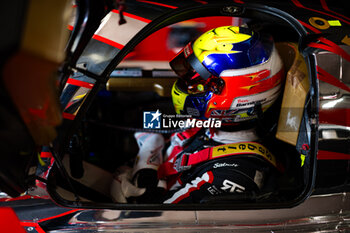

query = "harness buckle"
[174,152,192,172]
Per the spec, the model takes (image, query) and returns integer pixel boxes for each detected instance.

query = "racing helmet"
[170,26,284,123]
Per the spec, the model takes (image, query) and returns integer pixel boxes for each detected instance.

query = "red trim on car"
[298,20,321,33]
[37,209,81,223]
[291,0,350,25]
[317,66,350,93]
[171,171,214,203]
[67,25,124,49]
[67,26,124,50]
[68,10,151,49]
[66,78,94,89]
[0,208,26,233]
[92,34,125,50]
[62,112,76,120]
[193,0,208,4]
[136,0,178,9]
[317,150,350,160]
[0,195,42,202]
[309,39,350,64]
[318,37,350,61]
[319,108,350,127]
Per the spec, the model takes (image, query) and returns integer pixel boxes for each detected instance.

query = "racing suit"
[111,127,278,204]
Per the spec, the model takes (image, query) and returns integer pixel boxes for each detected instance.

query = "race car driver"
[111,25,285,204]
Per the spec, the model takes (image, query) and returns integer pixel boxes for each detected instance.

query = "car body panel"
[1,0,350,231]
[1,192,349,232]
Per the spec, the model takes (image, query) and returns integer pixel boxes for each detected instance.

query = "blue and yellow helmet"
[170,26,284,122]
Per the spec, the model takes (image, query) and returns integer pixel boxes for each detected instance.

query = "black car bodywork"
[0,0,349,213]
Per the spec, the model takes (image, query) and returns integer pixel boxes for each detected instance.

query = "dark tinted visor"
[170,43,217,94]
[170,42,212,81]
[169,47,197,79]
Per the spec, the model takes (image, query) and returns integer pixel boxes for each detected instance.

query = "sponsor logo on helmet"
[235,98,267,107]
[231,84,281,109]
[210,109,240,117]
[183,43,193,58]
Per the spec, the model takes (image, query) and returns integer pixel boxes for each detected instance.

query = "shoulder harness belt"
[158,141,280,179]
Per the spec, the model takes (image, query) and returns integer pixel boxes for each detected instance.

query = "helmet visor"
[170,43,220,94]
[170,42,212,77]
[169,45,196,79]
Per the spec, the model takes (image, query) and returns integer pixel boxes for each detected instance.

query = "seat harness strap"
[158,141,278,179]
